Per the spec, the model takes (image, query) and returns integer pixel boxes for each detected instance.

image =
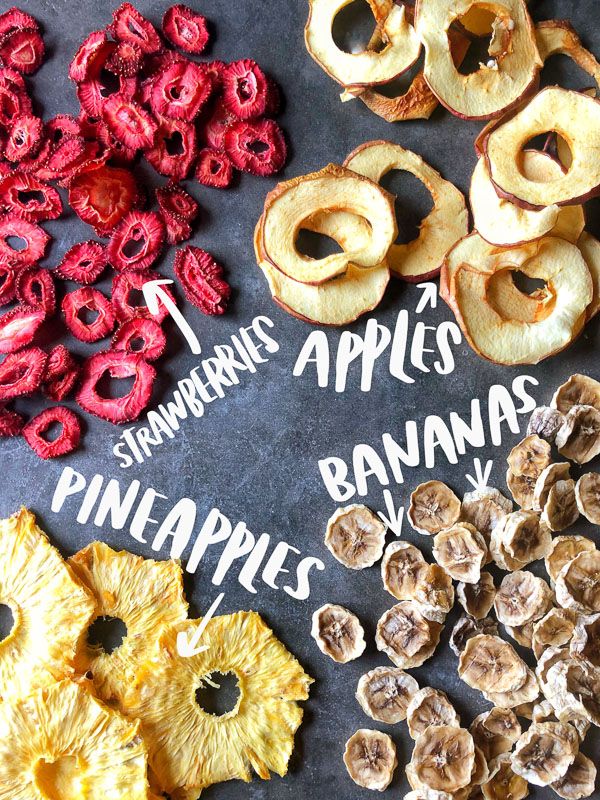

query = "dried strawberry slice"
[62,287,116,343]
[36,134,87,181]
[174,246,230,315]
[5,113,43,162]
[224,118,286,176]
[161,211,191,245]
[43,344,80,402]
[162,5,209,54]
[0,172,62,222]
[142,49,184,81]
[23,406,81,459]
[0,404,24,436]
[110,3,161,55]
[0,345,46,400]
[55,240,106,284]
[77,70,137,118]
[16,267,55,314]
[0,213,50,264]
[222,59,271,120]
[112,317,166,361]
[0,8,39,38]
[46,114,82,143]
[44,367,80,402]
[155,182,198,221]
[150,61,212,122]
[106,40,143,78]
[0,262,18,305]
[96,121,137,165]
[77,349,156,423]
[0,81,30,129]
[0,304,45,353]
[0,28,45,75]
[103,93,157,150]
[195,147,233,189]
[69,29,112,82]
[204,60,226,89]
[112,269,174,324]
[201,98,235,150]
[144,115,197,179]
[68,164,137,234]
[107,210,165,272]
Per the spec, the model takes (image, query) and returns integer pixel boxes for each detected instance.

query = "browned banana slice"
[406,687,460,740]
[552,374,600,414]
[542,478,579,531]
[412,725,475,793]
[457,572,496,620]
[512,721,579,786]
[381,540,427,600]
[413,563,455,622]
[545,535,597,584]
[470,708,521,762]
[532,700,590,743]
[483,754,529,800]
[491,510,551,569]
[536,646,571,687]
[532,608,578,660]
[556,405,600,464]
[527,405,565,443]
[376,601,441,669]
[449,614,498,657]
[408,480,461,535]
[471,746,490,788]
[556,551,600,613]
[533,461,571,511]
[325,504,386,570]
[484,668,540,709]
[458,635,527,694]
[343,728,397,791]
[461,486,512,544]
[551,752,597,800]
[570,614,600,666]
[494,571,554,627]
[507,434,551,478]
[433,523,488,583]
[545,658,600,726]
[505,621,535,649]
[506,469,536,510]
[311,603,366,663]
[575,473,600,524]
[356,666,419,724]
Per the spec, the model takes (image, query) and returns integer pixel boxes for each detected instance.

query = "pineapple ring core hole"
[195,670,241,717]
[0,603,14,642]
[87,615,128,654]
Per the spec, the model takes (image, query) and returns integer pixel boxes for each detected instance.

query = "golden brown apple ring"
[415,0,541,119]
[344,140,468,281]
[535,20,600,90]
[305,0,421,89]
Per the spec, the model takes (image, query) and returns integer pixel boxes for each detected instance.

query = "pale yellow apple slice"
[579,232,600,320]
[535,20,600,89]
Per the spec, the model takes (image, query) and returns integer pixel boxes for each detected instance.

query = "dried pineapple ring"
[356,666,419,724]
[0,508,94,701]
[555,550,600,613]
[470,708,521,762]
[433,522,488,583]
[68,541,188,710]
[311,602,366,662]
[0,679,149,798]
[344,140,468,281]
[552,373,600,413]
[343,728,397,790]
[376,600,442,668]
[305,0,421,88]
[324,503,386,569]
[556,404,600,464]
[551,752,597,800]
[545,534,596,584]
[512,721,579,786]
[412,725,476,793]
[408,480,461,535]
[130,611,312,795]
[457,572,496,619]
[458,634,527,694]
[381,540,428,600]
[406,687,460,739]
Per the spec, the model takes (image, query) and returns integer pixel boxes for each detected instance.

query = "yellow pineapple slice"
[0,679,150,798]
[68,541,188,711]
[129,611,313,796]
[0,507,95,702]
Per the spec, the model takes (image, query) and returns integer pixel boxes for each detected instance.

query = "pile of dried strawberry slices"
[0,3,288,459]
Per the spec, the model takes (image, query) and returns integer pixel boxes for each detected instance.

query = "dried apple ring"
[535,20,600,91]
[305,0,420,89]
[344,140,468,281]
[579,232,600,320]
[485,87,600,208]
[415,0,541,120]
[259,164,396,285]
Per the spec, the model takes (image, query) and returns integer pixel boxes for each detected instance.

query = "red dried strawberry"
[162,5,209,54]
[69,30,112,83]
[222,59,271,120]
[102,93,157,150]
[69,164,137,234]
[46,114,82,143]
[144,115,197,179]
[161,211,191,245]
[0,345,46,399]
[0,213,50,264]
[150,61,212,122]
[204,60,226,89]
[0,172,62,222]
[16,267,55,314]
[77,71,137,118]
[77,349,156,423]
[43,344,80,401]
[55,240,106,284]
[107,41,143,78]
[201,98,234,150]
[0,262,18,305]
[15,135,51,174]
[155,182,198,221]
[107,210,165,272]
[0,79,30,129]
[142,49,184,81]
[0,28,45,75]
[44,344,76,381]
[96,121,137,165]
[0,8,39,38]
[0,304,45,352]
[195,147,233,189]
[5,114,43,162]
[224,118,286,176]
[44,367,80,401]
[36,135,88,182]
[110,3,161,55]
[23,406,81,459]
[174,247,230,315]
[112,317,166,361]
[62,287,116,343]
[0,404,24,436]
[112,269,174,324]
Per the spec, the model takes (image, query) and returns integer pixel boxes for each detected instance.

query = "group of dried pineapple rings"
[0,509,312,799]
[254,140,468,325]
[312,372,600,797]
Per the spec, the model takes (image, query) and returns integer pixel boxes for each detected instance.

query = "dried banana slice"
[461,486,512,544]
[512,722,579,786]
[556,551,600,613]
[506,469,537,510]
[552,374,600,414]
[412,725,475,793]
[406,687,460,739]
[457,572,496,620]
[484,667,540,709]
[575,472,600,524]
[356,666,419,724]
[513,702,535,721]
[533,461,571,511]
[458,635,527,694]
[494,571,553,627]
[556,404,600,464]
[527,405,565,443]
[413,563,455,622]
[433,523,488,583]
[532,699,558,724]
[551,752,597,800]
[381,540,427,600]
[570,614,600,666]
[343,729,397,791]
[545,658,600,726]
[505,621,534,649]
[311,603,366,663]
[324,504,386,570]
[376,601,441,668]
[470,708,521,762]
[536,645,571,687]
[532,608,578,660]
[482,754,529,800]
[449,614,498,657]
[472,745,491,788]
[507,434,551,478]
[408,480,461,535]
[491,510,551,569]
[545,535,596,584]
[542,478,579,531]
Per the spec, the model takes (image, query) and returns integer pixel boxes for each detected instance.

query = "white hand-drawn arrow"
[415,282,438,314]
[377,489,404,537]
[142,278,202,355]
[465,458,494,491]
[176,592,225,657]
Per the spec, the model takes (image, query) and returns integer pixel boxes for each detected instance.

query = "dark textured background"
[2,0,600,797]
